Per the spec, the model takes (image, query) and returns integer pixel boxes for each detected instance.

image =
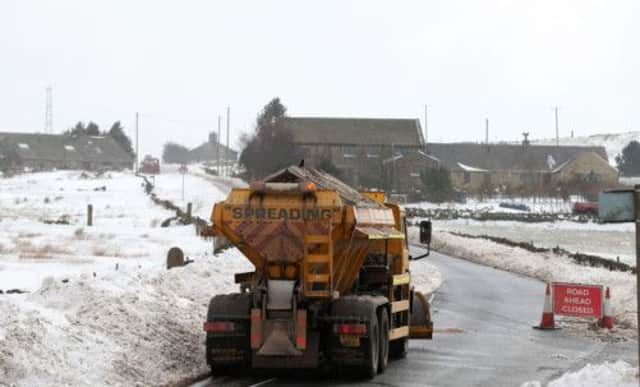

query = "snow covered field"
[533,130,640,167]
[0,170,225,292]
[0,170,235,385]
[433,219,635,265]
[407,197,573,214]
[423,230,638,336]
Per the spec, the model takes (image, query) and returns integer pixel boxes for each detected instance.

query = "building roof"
[282,117,424,147]
[425,142,610,173]
[189,141,238,162]
[0,132,133,165]
[382,150,440,165]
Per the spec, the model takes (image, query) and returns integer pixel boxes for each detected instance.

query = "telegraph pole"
[635,185,640,367]
[217,115,221,175]
[485,118,489,144]
[45,86,53,134]
[424,104,429,147]
[226,106,230,177]
[135,112,139,173]
[555,106,559,147]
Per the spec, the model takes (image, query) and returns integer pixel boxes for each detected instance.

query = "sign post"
[635,185,640,366]
[179,164,188,202]
[599,187,639,368]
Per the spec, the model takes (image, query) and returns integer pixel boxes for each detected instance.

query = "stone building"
[188,132,237,165]
[282,117,424,187]
[0,132,134,173]
[382,151,440,198]
[424,142,618,194]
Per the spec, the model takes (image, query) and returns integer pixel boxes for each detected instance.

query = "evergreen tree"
[85,121,100,136]
[420,165,455,202]
[65,122,86,136]
[616,140,640,176]
[239,98,299,179]
[162,142,190,164]
[107,121,134,156]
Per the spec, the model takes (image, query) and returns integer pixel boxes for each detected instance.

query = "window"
[64,145,75,151]
[464,172,471,184]
[17,143,29,149]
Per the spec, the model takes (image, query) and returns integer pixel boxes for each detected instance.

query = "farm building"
[0,132,134,173]
[282,117,424,187]
[188,132,237,165]
[424,141,618,194]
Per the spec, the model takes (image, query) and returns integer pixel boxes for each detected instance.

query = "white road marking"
[249,377,277,387]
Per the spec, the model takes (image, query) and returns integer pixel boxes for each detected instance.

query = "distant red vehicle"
[140,155,160,174]
[572,201,598,216]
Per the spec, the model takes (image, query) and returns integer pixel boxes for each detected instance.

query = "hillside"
[532,131,640,166]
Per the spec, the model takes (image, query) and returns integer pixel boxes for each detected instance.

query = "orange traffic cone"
[599,287,614,329]
[534,284,558,330]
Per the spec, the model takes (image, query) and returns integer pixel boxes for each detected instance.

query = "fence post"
[87,204,93,226]
[187,202,192,222]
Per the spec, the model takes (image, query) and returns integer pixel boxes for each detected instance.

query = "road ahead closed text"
[552,283,603,318]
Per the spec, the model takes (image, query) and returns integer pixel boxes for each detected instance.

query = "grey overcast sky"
[1,1,639,157]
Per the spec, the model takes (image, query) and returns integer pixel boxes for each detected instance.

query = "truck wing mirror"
[419,220,432,245]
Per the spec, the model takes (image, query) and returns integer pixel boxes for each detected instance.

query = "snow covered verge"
[0,249,253,387]
[409,258,442,297]
[522,360,639,387]
[423,230,637,336]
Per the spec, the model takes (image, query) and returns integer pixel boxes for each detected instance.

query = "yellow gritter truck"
[199,166,433,377]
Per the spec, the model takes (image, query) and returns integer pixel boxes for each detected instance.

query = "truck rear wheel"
[377,308,389,373]
[206,293,252,375]
[361,307,380,378]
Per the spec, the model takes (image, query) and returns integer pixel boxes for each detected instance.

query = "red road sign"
[552,282,603,318]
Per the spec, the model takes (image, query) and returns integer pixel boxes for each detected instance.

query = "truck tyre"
[377,308,389,373]
[389,337,408,359]
[206,293,252,375]
[360,306,379,378]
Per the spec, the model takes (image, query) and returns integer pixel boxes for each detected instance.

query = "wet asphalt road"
[194,250,638,387]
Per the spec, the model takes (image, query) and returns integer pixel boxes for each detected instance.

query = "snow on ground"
[406,197,573,214]
[522,360,639,387]
[420,230,637,335]
[0,170,227,292]
[432,218,635,265]
[0,169,252,386]
[152,171,228,220]
[409,258,442,296]
[0,249,253,387]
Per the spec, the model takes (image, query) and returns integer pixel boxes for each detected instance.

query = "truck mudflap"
[252,331,320,369]
[409,290,433,339]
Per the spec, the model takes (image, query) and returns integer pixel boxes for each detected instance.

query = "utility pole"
[45,86,53,134]
[485,118,489,144]
[635,185,640,368]
[226,106,230,177]
[424,104,429,147]
[135,112,139,173]
[555,106,560,147]
[217,115,221,175]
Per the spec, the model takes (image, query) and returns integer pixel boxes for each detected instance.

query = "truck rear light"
[295,310,307,350]
[203,321,236,332]
[334,323,367,335]
[251,308,262,349]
